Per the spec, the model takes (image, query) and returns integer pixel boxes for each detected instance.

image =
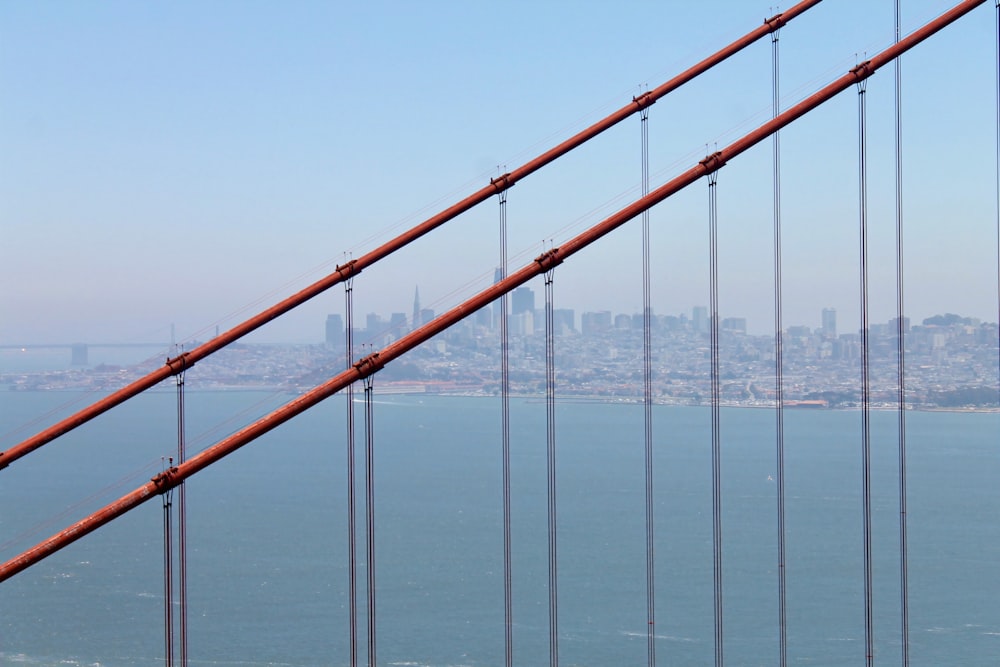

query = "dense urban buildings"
[5,286,997,409]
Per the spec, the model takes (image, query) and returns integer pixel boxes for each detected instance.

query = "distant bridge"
[0,343,170,365]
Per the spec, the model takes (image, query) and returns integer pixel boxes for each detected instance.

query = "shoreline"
[7,384,998,414]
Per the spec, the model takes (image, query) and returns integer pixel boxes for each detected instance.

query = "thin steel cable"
[893,2,911,664]
[498,189,514,667]
[544,268,559,667]
[857,79,875,667]
[995,0,1000,405]
[771,27,788,667]
[162,467,174,667]
[175,369,189,667]
[707,170,724,667]
[640,105,657,667]
[364,373,377,667]
[345,279,359,667]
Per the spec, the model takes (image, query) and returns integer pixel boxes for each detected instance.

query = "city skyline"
[1,2,995,345]
[325,291,991,347]
[6,300,995,410]
[2,298,992,347]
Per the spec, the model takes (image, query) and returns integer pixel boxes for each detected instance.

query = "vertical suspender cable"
[544,268,559,667]
[364,373,377,667]
[893,2,911,664]
[175,367,189,667]
[995,0,1000,403]
[498,189,514,667]
[162,460,175,667]
[857,78,875,667]
[640,106,657,667]
[770,27,788,667]
[707,170,724,667]
[345,279,359,667]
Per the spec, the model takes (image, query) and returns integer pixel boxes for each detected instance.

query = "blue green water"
[1,391,998,666]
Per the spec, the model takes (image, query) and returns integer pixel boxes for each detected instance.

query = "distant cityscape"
[5,283,998,410]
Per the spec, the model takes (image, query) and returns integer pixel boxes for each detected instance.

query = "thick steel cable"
[707,170,724,667]
[364,373,377,667]
[498,190,514,667]
[857,79,875,667]
[640,106,657,667]
[175,369,189,667]
[345,279,359,667]
[162,472,174,667]
[893,1,911,664]
[544,269,559,667]
[771,27,789,667]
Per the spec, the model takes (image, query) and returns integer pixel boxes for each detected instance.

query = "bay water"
[1,389,998,666]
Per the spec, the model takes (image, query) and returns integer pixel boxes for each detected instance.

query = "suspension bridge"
[1,1,998,665]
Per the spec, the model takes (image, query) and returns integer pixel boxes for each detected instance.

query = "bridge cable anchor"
[699,151,727,174]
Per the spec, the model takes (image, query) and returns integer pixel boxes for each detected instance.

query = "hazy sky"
[1,1,995,344]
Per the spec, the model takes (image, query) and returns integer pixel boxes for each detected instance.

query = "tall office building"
[512,286,535,315]
[822,307,837,338]
[325,314,344,347]
[511,310,533,336]
[692,306,708,334]
[581,311,612,336]
[389,312,408,336]
[476,307,492,330]
[552,308,575,334]
[721,317,747,334]
[366,312,384,335]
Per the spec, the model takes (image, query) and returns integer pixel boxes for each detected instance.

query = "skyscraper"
[512,286,535,315]
[325,314,344,347]
[581,311,612,336]
[692,306,708,334]
[366,313,384,336]
[389,312,408,336]
[552,308,575,334]
[822,308,837,338]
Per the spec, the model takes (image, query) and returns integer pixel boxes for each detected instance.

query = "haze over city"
[1,1,995,345]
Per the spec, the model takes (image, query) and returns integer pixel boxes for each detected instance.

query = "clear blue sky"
[1,1,995,344]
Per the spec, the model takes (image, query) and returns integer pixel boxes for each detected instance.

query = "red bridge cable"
[0,0,822,472]
[0,0,985,584]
